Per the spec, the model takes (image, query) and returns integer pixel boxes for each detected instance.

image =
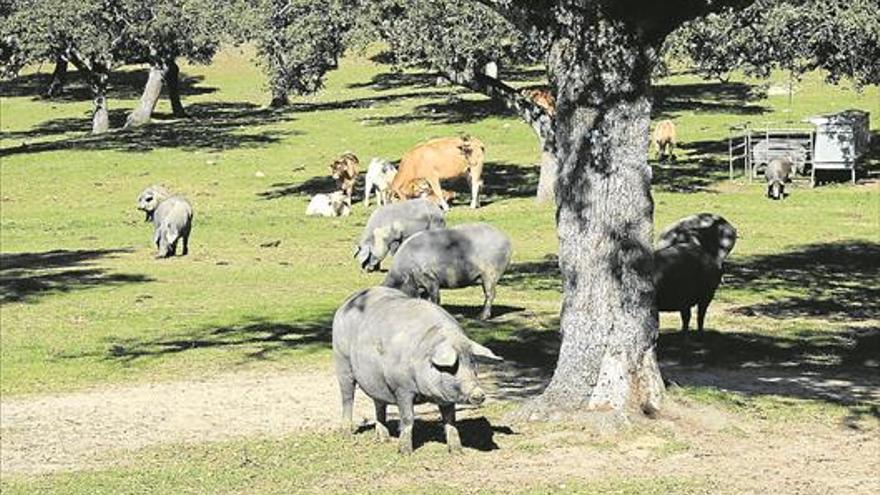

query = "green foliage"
[247,0,355,104]
[366,0,542,74]
[2,0,124,72]
[667,0,880,87]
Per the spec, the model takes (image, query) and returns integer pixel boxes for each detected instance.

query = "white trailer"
[805,110,870,187]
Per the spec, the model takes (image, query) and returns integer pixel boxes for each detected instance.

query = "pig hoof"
[445,426,462,454]
[398,428,413,455]
[479,311,491,321]
[375,422,390,442]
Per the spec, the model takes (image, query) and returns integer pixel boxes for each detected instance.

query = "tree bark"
[165,58,186,117]
[44,56,68,98]
[269,86,290,107]
[535,142,557,203]
[516,13,663,423]
[66,50,110,134]
[441,67,557,203]
[126,62,167,128]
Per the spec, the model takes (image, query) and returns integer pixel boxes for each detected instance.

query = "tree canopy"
[668,0,880,87]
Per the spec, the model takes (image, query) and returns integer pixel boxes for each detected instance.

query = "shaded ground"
[259,162,539,206]
[0,249,151,304]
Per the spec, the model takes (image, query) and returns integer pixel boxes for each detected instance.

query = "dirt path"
[2,365,879,495]
[1,368,380,474]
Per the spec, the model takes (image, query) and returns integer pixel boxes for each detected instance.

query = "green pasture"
[1,45,878,492]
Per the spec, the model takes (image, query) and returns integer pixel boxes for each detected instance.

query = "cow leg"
[425,177,449,211]
[679,308,691,332]
[364,178,373,207]
[469,167,482,209]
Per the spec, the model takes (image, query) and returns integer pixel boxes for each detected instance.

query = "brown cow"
[329,152,360,206]
[521,88,556,116]
[652,120,677,162]
[389,136,485,210]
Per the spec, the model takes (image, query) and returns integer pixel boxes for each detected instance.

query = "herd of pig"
[134,134,741,454]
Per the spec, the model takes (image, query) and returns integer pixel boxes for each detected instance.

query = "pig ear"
[431,341,458,367]
[470,341,502,361]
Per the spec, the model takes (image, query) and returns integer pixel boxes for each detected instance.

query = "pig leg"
[396,393,416,455]
[439,403,462,454]
[156,230,170,258]
[181,231,189,256]
[335,356,356,433]
[697,300,710,332]
[374,400,390,442]
[364,177,373,207]
[679,308,691,332]
[480,276,496,320]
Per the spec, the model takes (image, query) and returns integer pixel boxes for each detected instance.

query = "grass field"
[1,46,878,493]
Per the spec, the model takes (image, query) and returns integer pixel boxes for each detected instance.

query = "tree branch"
[441,66,554,143]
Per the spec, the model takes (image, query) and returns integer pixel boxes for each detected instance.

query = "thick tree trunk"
[44,56,68,98]
[126,63,167,128]
[66,50,111,134]
[517,16,663,424]
[269,86,289,107]
[165,59,186,117]
[92,91,109,134]
[535,138,557,204]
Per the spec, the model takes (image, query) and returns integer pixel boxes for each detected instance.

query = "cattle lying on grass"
[306,191,351,217]
[329,152,360,206]
[654,213,737,331]
[383,223,511,320]
[137,185,193,258]
[333,286,502,454]
[652,119,677,162]
[765,158,794,200]
[389,136,485,210]
[363,158,397,207]
[354,198,446,272]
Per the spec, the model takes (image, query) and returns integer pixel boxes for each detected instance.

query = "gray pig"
[354,198,446,271]
[333,286,502,454]
[382,223,511,320]
[765,158,793,200]
[136,186,193,258]
[654,213,737,331]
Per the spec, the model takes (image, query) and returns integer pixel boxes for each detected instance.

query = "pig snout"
[468,387,486,405]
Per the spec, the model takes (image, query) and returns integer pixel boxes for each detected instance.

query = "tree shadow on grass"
[653,81,769,119]
[726,241,880,321]
[95,316,334,363]
[362,96,515,127]
[659,327,880,420]
[0,68,216,101]
[650,158,730,193]
[0,248,152,305]
[0,102,298,157]
[258,161,538,206]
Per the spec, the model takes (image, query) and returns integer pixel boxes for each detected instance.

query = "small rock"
[206,160,217,165]
[255,171,266,178]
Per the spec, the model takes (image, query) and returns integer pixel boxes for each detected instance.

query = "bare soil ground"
[2,364,878,493]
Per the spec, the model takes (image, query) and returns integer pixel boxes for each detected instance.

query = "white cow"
[306,191,351,217]
[364,157,398,207]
